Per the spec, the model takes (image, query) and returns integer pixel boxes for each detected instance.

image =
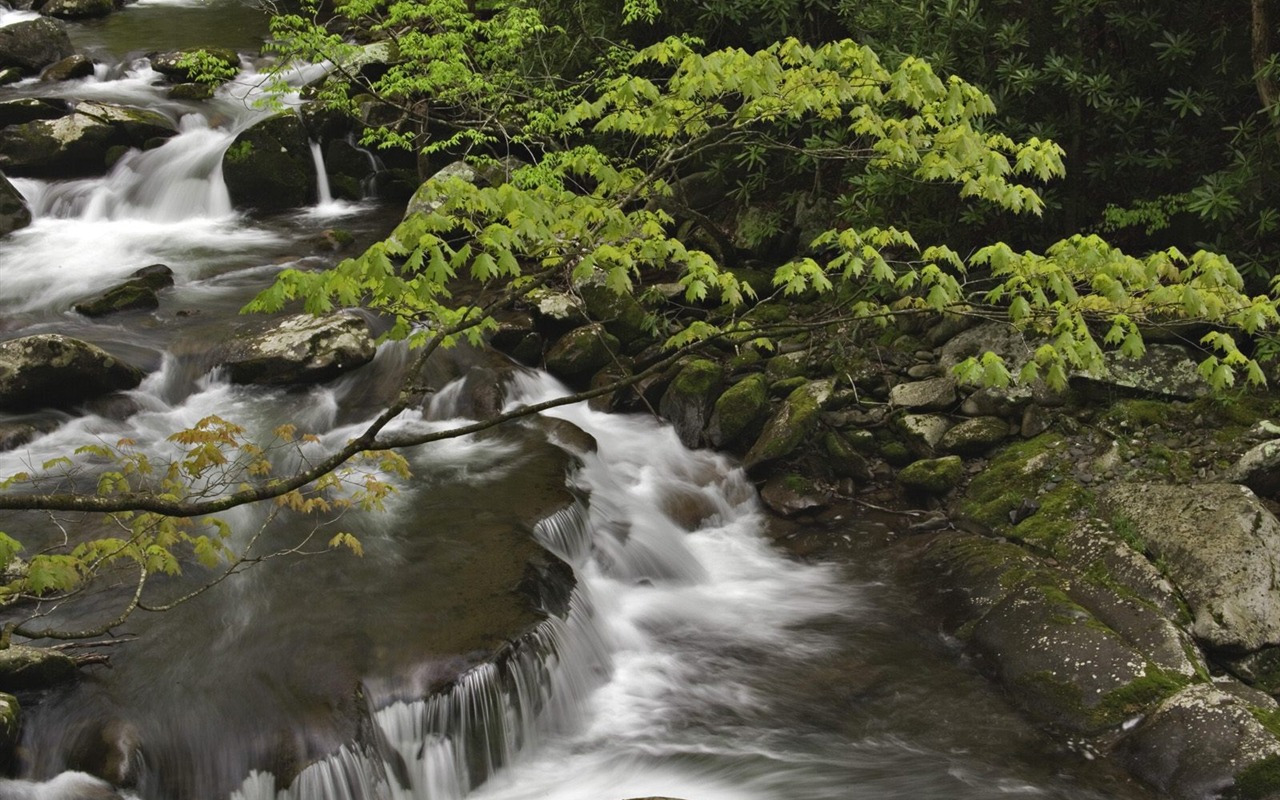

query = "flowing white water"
[0,10,1155,799]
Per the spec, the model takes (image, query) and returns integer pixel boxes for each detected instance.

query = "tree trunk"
[1252,0,1280,120]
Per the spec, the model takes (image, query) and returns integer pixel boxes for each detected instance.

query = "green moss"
[1094,665,1188,725]
[1099,399,1173,428]
[1228,754,1280,800]
[1008,482,1094,549]
[897,456,964,494]
[769,376,808,397]
[709,373,769,447]
[225,140,253,163]
[1018,664,1188,731]
[959,434,1068,533]
[879,441,913,467]
[671,358,722,396]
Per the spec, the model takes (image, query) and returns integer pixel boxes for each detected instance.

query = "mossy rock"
[759,473,830,517]
[764,350,810,382]
[544,323,620,381]
[957,434,1069,533]
[579,280,650,346]
[0,645,77,690]
[221,113,313,212]
[768,376,808,397]
[659,359,724,449]
[743,379,833,471]
[896,456,963,495]
[823,431,873,482]
[939,416,1009,456]
[707,373,769,450]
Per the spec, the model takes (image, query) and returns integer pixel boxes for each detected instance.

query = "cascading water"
[0,5,1159,800]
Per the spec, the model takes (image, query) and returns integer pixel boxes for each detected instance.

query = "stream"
[0,3,1160,799]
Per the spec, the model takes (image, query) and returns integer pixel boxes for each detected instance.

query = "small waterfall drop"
[310,140,334,205]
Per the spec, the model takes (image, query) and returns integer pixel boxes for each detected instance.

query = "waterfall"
[310,140,334,206]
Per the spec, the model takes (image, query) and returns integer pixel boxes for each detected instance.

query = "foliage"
[174,49,239,86]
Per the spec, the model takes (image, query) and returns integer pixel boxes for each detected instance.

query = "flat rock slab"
[1100,482,1280,652]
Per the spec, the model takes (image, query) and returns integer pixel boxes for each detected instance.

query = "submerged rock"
[219,312,376,386]
[0,644,77,690]
[0,334,143,411]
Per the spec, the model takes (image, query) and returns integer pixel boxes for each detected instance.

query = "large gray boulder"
[221,113,312,212]
[218,312,376,386]
[1073,343,1209,400]
[0,102,175,177]
[888,376,956,410]
[0,334,142,411]
[1100,482,1280,652]
[0,173,30,237]
[0,17,73,74]
[1116,683,1280,800]
[0,98,68,127]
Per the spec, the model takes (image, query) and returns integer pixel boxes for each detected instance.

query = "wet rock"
[1099,483,1280,652]
[1074,344,1209,401]
[706,373,769,450]
[401,157,522,221]
[0,334,142,411]
[40,0,116,19]
[222,113,312,212]
[41,53,92,81]
[1229,439,1280,499]
[743,379,833,472]
[939,416,1009,456]
[1116,683,1280,800]
[73,264,174,317]
[907,533,1191,735]
[219,312,376,386]
[823,431,874,482]
[579,279,649,346]
[0,97,68,127]
[0,101,175,177]
[167,82,213,101]
[0,693,14,771]
[0,643,77,690]
[0,172,30,237]
[658,359,723,449]
[1225,646,1280,696]
[760,473,830,517]
[0,17,73,74]
[888,376,956,411]
[544,323,619,381]
[764,350,810,382]
[896,456,963,495]
[897,413,951,453]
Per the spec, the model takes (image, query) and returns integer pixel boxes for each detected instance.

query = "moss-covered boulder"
[73,264,174,317]
[40,53,92,82]
[1117,684,1280,800]
[706,373,769,450]
[896,456,963,494]
[906,533,1198,735]
[0,172,30,237]
[0,101,175,177]
[222,114,312,212]
[743,379,833,472]
[0,644,77,690]
[659,359,723,449]
[760,473,829,517]
[218,312,376,386]
[544,323,619,381]
[1099,482,1280,652]
[579,280,650,346]
[939,416,1009,456]
[897,413,952,454]
[0,334,143,411]
[823,431,874,482]
[0,17,73,74]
